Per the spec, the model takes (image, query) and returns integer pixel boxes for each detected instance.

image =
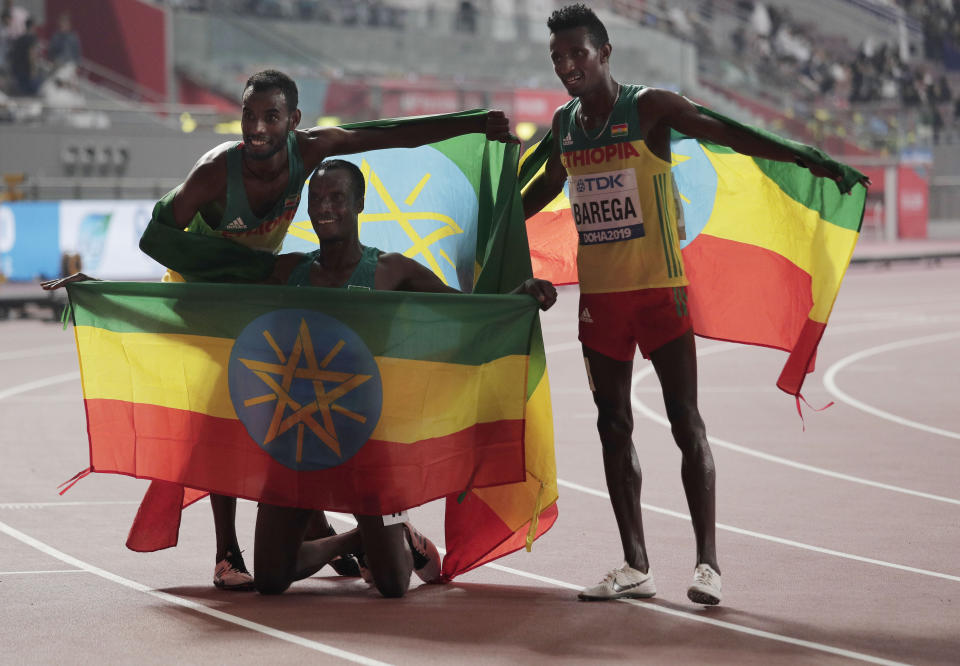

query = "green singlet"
[286,245,382,289]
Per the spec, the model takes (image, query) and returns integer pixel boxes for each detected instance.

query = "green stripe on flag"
[67,282,536,365]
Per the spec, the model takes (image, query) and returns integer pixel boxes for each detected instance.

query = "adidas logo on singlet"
[579,307,593,323]
[562,132,574,146]
[225,217,247,231]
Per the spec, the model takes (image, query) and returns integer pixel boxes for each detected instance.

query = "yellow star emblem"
[238,318,372,463]
[671,151,692,205]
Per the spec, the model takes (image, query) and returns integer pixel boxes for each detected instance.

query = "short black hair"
[244,69,298,114]
[547,4,609,49]
[313,159,366,203]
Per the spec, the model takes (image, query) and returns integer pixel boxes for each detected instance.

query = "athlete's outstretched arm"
[642,88,866,186]
[300,111,516,168]
[379,253,557,310]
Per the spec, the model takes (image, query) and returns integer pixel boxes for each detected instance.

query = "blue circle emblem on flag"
[228,309,383,471]
[670,138,719,249]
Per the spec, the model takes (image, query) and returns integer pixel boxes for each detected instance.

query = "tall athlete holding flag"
[522,4,856,605]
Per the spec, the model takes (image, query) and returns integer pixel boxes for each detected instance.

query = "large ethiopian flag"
[68,281,536,514]
[520,106,868,396]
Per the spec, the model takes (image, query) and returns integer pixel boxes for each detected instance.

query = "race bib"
[568,168,644,245]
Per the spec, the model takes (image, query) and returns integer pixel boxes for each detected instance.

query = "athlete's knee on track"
[372,570,411,598]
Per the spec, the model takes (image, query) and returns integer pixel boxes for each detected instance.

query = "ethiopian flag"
[67,281,537,514]
[520,106,867,396]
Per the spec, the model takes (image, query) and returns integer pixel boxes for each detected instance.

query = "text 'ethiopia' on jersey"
[560,141,642,169]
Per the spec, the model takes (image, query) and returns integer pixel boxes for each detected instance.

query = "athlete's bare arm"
[264,252,304,285]
[378,253,557,309]
[298,111,517,171]
[169,144,233,229]
[521,109,568,219]
[637,88,866,186]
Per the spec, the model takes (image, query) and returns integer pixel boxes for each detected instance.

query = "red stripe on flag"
[441,493,558,580]
[776,318,826,396]
[526,209,578,285]
[684,234,813,352]
[85,399,525,515]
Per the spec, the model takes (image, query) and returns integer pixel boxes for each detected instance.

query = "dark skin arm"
[637,88,870,188]
[377,252,557,309]
[169,143,232,230]
[40,272,98,290]
[299,110,517,171]
[521,109,568,220]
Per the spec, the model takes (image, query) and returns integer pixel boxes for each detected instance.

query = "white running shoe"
[687,563,722,605]
[578,563,656,601]
[213,551,254,591]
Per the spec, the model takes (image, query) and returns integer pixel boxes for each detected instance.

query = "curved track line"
[556,479,960,583]
[628,350,960,506]
[0,519,391,666]
[322,515,907,665]
[823,331,960,440]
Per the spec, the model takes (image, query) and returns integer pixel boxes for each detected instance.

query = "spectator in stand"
[1,10,13,71]
[9,16,40,95]
[0,0,25,37]
[48,13,81,67]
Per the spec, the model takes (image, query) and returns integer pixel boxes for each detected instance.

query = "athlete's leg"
[210,493,240,562]
[253,503,361,595]
[648,329,719,573]
[583,344,649,573]
[303,510,363,576]
[355,515,413,598]
[303,510,332,540]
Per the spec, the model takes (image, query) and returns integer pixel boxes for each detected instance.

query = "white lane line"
[823,331,960,440]
[629,348,960,506]
[0,520,391,666]
[547,332,960,503]
[324,516,908,665]
[0,569,86,575]
[0,345,75,361]
[0,372,80,402]
[556,478,960,583]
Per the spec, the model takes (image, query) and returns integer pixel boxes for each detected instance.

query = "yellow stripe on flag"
[700,150,859,321]
[76,327,528,443]
[471,371,558,527]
